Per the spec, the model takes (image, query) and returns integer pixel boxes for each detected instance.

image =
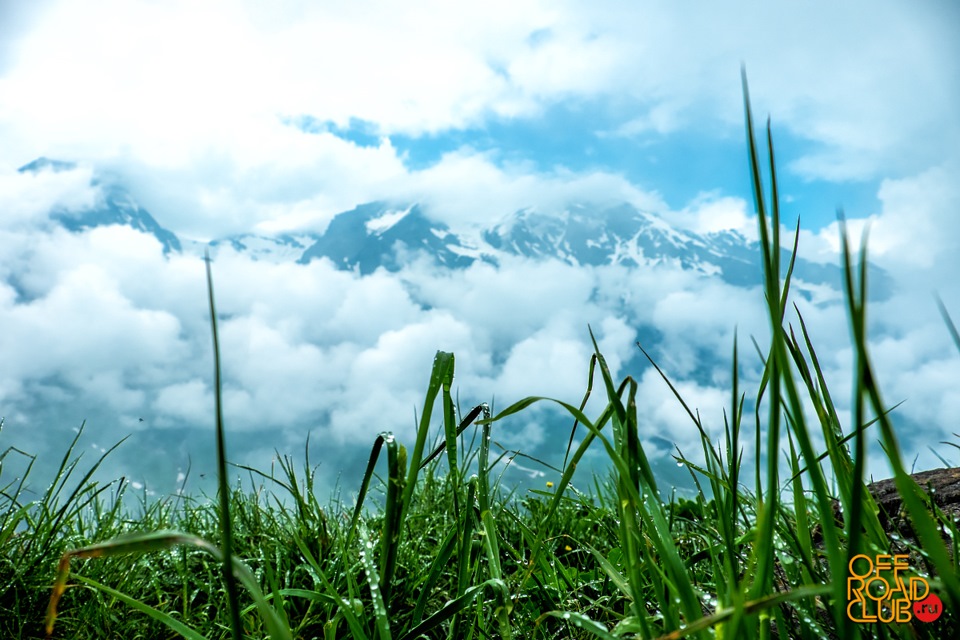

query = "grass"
[0,73,957,638]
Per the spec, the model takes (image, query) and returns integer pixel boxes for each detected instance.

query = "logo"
[847,554,942,623]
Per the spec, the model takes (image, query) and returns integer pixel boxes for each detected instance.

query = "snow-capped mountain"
[479,203,844,288]
[297,202,482,273]
[291,200,864,293]
[18,158,181,254]
[210,233,320,262]
[17,158,887,295]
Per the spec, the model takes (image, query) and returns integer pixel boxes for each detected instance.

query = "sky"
[0,0,958,503]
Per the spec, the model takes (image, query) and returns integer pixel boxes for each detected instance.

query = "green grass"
[1,73,957,638]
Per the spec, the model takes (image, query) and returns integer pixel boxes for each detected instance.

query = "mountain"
[18,157,181,254]
[483,203,759,282]
[297,202,481,273]
[15,158,889,296]
[295,201,878,294]
[207,233,321,262]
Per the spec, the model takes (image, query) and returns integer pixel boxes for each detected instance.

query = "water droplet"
[562,612,571,620]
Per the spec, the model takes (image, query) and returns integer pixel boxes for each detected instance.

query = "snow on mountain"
[203,233,321,263]
[18,157,181,254]
[364,205,413,234]
[477,203,854,290]
[297,202,480,274]
[293,200,881,295]
[14,158,890,297]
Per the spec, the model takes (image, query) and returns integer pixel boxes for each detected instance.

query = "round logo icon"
[913,593,943,623]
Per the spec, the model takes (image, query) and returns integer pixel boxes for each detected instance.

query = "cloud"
[0,0,546,162]
[154,379,209,427]
[0,165,99,227]
[0,259,184,382]
[866,164,960,271]
[1,0,955,242]
[570,1,959,180]
[666,193,757,239]
[789,161,960,288]
[393,149,668,230]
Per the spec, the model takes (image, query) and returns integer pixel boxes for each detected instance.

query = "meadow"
[1,74,958,639]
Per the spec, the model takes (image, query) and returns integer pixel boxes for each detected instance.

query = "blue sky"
[0,0,958,498]
[386,112,883,230]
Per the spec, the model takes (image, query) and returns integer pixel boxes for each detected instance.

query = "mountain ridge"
[15,157,887,296]
[18,157,181,254]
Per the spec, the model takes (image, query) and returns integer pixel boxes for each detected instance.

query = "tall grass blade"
[358,521,392,640]
[742,69,854,634]
[379,434,406,608]
[936,295,960,355]
[204,250,244,640]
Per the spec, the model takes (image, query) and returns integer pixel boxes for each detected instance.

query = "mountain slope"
[14,158,889,296]
[297,202,480,274]
[297,200,883,295]
[18,157,181,254]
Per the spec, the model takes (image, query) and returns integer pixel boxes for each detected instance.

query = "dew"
[562,612,571,620]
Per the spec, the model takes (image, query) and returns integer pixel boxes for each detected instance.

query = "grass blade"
[203,251,244,640]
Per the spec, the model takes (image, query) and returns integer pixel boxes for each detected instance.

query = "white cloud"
[0,0,953,240]
[635,367,728,458]
[154,379,209,427]
[498,324,593,401]
[868,164,959,271]
[790,161,960,290]
[0,0,547,162]
[396,149,667,230]
[0,165,98,227]
[668,194,756,238]
[0,261,184,380]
